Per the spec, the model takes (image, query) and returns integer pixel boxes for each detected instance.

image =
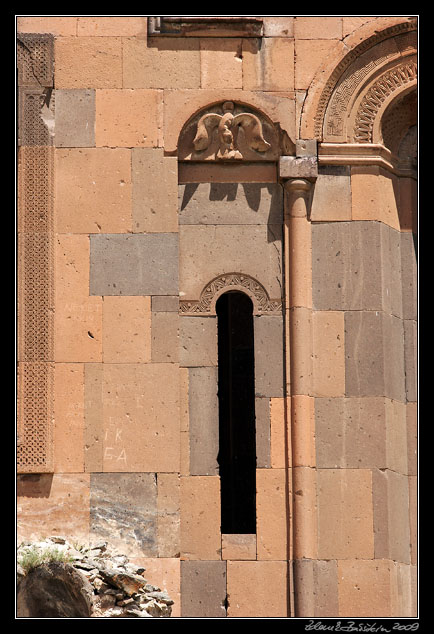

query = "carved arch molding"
[313,20,417,146]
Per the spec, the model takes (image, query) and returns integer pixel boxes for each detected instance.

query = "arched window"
[216,291,256,534]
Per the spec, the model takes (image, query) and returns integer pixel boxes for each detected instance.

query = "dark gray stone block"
[188,367,219,476]
[254,314,284,397]
[55,89,95,147]
[181,560,227,618]
[90,233,178,296]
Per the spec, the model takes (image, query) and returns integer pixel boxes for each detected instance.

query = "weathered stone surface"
[312,222,383,311]
[351,167,401,230]
[103,296,152,363]
[151,295,179,312]
[55,148,132,234]
[95,89,162,147]
[338,559,393,617]
[179,224,282,301]
[90,233,178,296]
[227,561,288,617]
[295,39,341,89]
[90,473,158,558]
[243,37,295,91]
[77,16,148,36]
[17,562,93,618]
[345,311,405,401]
[310,166,351,221]
[132,149,178,233]
[157,474,180,558]
[294,16,343,39]
[188,367,219,476]
[404,319,417,402]
[380,222,403,319]
[400,232,417,321]
[200,38,243,89]
[222,534,256,560]
[372,469,411,564]
[180,476,221,560]
[84,363,104,472]
[151,311,179,363]
[181,561,226,618]
[312,311,345,397]
[101,363,180,473]
[55,90,95,147]
[179,316,217,367]
[315,397,387,469]
[55,37,123,88]
[293,559,339,618]
[17,474,91,544]
[54,363,85,472]
[256,468,288,560]
[178,182,283,225]
[255,397,271,468]
[279,155,318,179]
[254,314,285,397]
[317,469,374,559]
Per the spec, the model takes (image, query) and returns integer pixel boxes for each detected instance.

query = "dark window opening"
[216,291,256,534]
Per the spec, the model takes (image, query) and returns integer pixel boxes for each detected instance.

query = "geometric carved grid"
[17,34,55,473]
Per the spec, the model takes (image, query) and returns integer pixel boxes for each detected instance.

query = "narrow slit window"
[216,291,256,534]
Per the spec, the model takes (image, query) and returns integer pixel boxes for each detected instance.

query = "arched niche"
[300,17,417,142]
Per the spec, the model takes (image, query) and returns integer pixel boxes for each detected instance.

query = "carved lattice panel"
[17,34,55,473]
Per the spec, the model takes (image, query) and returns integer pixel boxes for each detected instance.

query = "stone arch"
[300,16,417,142]
[179,273,282,316]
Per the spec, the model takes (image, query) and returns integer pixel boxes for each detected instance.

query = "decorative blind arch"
[179,273,282,316]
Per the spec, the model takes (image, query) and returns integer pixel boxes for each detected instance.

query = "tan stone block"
[102,364,180,472]
[317,469,374,559]
[227,561,289,617]
[263,17,294,38]
[342,17,378,38]
[77,16,147,36]
[132,149,178,232]
[55,148,132,233]
[55,37,123,88]
[151,312,179,363]
[18,16,78,35]
[178,162,278,184]
[310,166,352,221]
[129,557,181,617]
[408,476,417,566]
[294,17,343,39]
[256,469,289,560]
[84,363,104,473]
[95,89,162,148]
[180,431,190,477]
[54,234,103,362]
[390,562,413,617]
[312,311,345,397]
[180,476,221,560]
[295,40,341,90]
[54,363,85,473]
[222,534,256,560]
[385,398,408,475]
[406,402,417,476]
[157,473,180,558]
[270,397,290,469]
[103,296,151,363]
[243,38,295,91]
[338,559,393,617]
[351,167,400,230]
[123,37,200,89]
[163,89,296,154]
[200,39,243,89]
[292,466,318,560]
[292,395,315,467]
[17,474,90,544]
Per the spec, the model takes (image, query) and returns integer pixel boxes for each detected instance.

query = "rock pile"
[17,537,173,618]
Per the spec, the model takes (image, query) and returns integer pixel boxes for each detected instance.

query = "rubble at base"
[17,537,174,618]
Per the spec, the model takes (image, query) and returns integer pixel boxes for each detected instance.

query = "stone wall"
[16,16,417,619]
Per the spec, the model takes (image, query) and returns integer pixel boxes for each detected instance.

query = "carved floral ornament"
[179,273,282,316]
[178,101,284,162]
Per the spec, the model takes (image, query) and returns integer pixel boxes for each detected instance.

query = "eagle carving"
[193,101,271,160]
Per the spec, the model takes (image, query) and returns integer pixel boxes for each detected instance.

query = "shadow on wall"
[17,474,54,499]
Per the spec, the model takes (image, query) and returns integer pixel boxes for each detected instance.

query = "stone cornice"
[318,142,417,178]
[148,16,263,37]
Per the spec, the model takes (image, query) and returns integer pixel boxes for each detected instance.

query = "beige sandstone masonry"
[17,16,417,620]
